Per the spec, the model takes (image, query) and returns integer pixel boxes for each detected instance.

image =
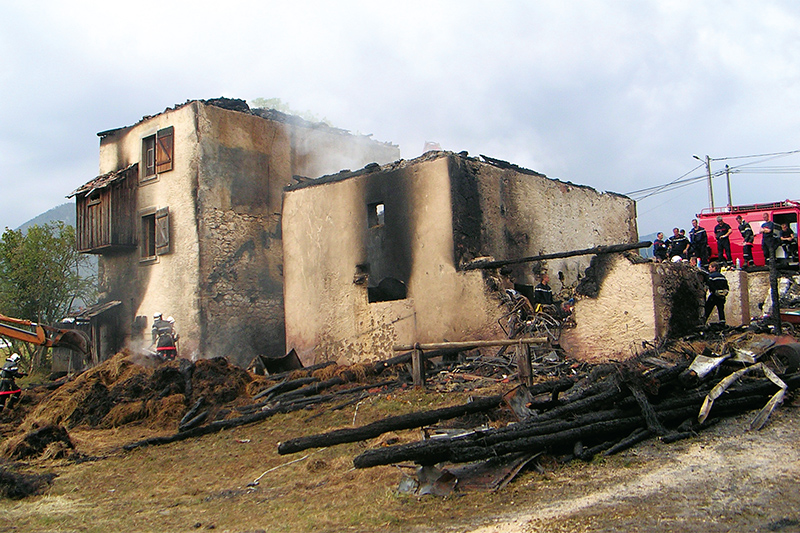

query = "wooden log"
[252,376,319,401]
[123,378,406,451]
[237,378,400,415]
[516,344,532,387]
[271,352,421,402]
[352,393,772,468]
[601,427,652,456]
[178,410,208,432]
[281,376,575,456]
[412,347,425,388]
[278,395,505,455]
[271,376,347,402]
[460,241,652,271]
[179,397,205,427]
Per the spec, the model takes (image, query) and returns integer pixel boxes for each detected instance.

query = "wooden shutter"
[155,207,171,255]
[155,126,174,174]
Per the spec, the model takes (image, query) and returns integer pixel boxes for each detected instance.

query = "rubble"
[1,309,798,506]
[268,331,800,497]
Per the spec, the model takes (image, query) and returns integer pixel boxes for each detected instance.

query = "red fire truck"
[697,199,800,267]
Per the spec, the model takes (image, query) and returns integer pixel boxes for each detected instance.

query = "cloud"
[0,0,799,235]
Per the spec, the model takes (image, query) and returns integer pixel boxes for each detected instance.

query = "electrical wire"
[627,149,800,201]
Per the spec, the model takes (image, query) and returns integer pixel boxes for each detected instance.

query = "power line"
[709,149,800,161]
[628,149,800,201]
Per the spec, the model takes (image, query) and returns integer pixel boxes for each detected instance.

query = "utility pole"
[725,164,732,207]
[693,154,714,210]
[705,155,714,210]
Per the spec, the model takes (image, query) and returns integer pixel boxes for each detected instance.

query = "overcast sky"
[2,0,800,237]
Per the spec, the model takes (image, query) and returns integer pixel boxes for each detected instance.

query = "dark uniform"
[652,237,669,262]
[533,282,554,306]
[780,225,798,261]
[667,234,690,260]
[737,219,755,266]
[704,269,729,324]
[0,355,27,413]
[714,220,733,264]
[689,224,709,264]
[761,219,777,264]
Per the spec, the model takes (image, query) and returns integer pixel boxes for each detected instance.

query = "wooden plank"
[394,337,547,352]
[461,241,652,271]
[412,348,425,388]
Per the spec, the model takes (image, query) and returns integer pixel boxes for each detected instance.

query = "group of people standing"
[652,213,797,267]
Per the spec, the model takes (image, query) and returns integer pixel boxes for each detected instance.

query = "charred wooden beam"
[352,392,775,468]
[278,395,504,455]
[280,377,579,456]
[123,379,403,451]
[460,241,652,271]
[393,337,548,352]
[253,376,319,401]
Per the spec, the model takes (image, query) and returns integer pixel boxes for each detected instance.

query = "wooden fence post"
[412,344,426,389]
[516,343,532,387]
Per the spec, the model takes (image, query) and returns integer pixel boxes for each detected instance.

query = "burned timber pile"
[277,332,800,475]
[3,330,799,501]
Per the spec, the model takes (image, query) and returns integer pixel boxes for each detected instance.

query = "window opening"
[143,136,156,178]
[140,207,171,261]
[141,126,174,181]
[87,190,101,206]
[141,213,156,259]
[368,277,407,303]
[368,202,385,227]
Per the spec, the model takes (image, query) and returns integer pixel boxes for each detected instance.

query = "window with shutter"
[141,126,174,182]
[155,207,170,255]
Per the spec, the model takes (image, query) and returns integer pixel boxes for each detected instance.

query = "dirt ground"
[466,407,800,533]
[1,349,799,533]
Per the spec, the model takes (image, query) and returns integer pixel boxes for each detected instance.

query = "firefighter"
[703,262,729,325]
[152,313,178,360]
[736,215,755,267]
[0,353,28,413]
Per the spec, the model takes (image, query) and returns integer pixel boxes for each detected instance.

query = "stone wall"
[464,157,637,292]
[560,256,705,363]
[92,100,399,367]
[194,103,399,367]
[722,270,750,326]
[97,103,204,358]
[283,155,502,365]
[283,152,638,364]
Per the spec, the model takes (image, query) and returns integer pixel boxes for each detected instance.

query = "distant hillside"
[17,202,76,232]
[639,231,658,259]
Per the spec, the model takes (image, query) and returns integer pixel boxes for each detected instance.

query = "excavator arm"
[0,313,90,356]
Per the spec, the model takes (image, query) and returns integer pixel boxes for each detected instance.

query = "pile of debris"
[276,331,800,495]
[20,351,254,432]
[3,327,799,499]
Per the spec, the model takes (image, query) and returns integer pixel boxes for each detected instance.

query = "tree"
[0,222,96,366]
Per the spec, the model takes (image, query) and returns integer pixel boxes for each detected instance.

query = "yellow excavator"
[0,313,91,357]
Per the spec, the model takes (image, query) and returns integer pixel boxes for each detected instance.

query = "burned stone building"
[281,151,639,365]
[70,98,399,367]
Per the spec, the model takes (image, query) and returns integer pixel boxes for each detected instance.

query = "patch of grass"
[1,389,541,532]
